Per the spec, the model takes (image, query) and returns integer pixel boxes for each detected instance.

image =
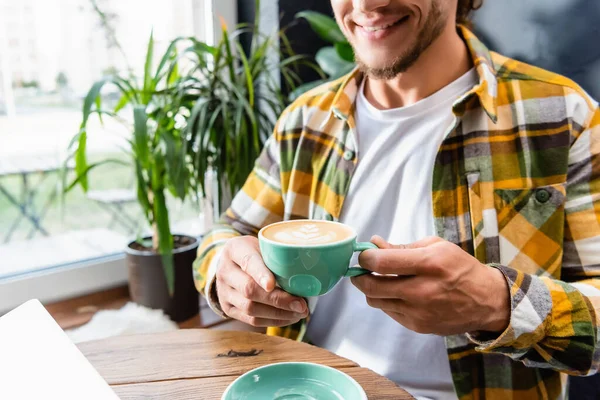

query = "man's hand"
[352,236,510,336]
[216,236,308,327]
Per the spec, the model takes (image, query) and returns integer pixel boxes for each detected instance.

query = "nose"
[352,0,392,13]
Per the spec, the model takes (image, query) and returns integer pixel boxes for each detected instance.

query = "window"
[0,0,232,312]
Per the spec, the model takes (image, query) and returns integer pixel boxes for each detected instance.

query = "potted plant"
[66,7,316,320]
[65,32,212,322]
[179,9,319,223]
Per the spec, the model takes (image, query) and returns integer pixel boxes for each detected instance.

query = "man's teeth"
[362,21,399,32]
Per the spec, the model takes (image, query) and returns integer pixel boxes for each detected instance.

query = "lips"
[354,15,409,41]
[356,15,409,32]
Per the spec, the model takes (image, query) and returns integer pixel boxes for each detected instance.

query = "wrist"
[482,267,511,332]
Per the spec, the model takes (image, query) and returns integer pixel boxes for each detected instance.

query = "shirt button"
[332,108,344,120]
[535,189,551,203]
[343,151,354,161]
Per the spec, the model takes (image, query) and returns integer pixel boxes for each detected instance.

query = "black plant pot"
[125,235,200,322]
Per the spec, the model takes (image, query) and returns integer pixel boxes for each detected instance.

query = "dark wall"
[237,0,334,87]
[236,0,256,56]
[473,0,600,100]
[278,0,334,86]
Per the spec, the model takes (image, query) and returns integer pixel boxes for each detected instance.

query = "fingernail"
[260,277,270,290]
[290,301,304,313]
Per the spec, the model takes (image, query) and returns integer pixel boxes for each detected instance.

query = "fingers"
[370,235,395,249]
[359,247,427,275]
[370,235,443,250]
[216,235,311,328]
[218,283,305,327]
[219,260,307,313]
[226,288,307,320]
[363,299,431,334]
[351,274,412,299]
[224,306,302,327]
[226,237,275,292]
[365,296,407,313]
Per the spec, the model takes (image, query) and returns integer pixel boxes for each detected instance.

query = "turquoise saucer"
[221,362,368,400]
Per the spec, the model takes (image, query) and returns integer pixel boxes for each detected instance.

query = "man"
[193,0,600,398]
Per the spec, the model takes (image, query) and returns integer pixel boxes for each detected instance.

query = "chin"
[355,46,406,67]
[358,56,398,70]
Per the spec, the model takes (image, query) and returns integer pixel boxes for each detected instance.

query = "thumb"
[370,235,396,249]
[370,235,442,250]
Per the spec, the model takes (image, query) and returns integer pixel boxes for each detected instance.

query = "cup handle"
[344,242,378,277]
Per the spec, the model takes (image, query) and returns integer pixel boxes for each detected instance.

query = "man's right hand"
[216,236,309,327]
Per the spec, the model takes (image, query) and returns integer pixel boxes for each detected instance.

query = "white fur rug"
[66,302,178,344]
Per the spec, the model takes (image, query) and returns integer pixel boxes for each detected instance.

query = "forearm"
[470,265,600,376]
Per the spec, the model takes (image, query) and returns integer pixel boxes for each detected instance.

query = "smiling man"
[194,0,600,399]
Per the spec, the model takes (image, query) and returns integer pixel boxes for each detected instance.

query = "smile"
[358,16,409,32]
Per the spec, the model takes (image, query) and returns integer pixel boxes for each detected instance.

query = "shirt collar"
[330,25,499,124]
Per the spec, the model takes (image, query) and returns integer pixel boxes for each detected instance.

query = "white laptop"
[0,299,119,399]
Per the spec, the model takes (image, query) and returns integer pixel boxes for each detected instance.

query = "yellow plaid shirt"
[194,27,600,399]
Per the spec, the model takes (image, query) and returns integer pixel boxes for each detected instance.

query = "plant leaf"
[133,106,150,170]
[135,161,152,222]
[143,30,155,104]
[81,79,109,127]
[64,158,129,193]
[113,93,130,113]
[194,40,218,56]
[154,36,186,82]
[220,26,236,84]
[335,42,354,62]
[151,155,175,296]
[316,47,355,78]
[74,130,89,191]
[235,43,254,107]
[113,76,141,103]
[296,11,346,44]
[288,80,328,101]
[95,95,103,125]
[163,131,187,199]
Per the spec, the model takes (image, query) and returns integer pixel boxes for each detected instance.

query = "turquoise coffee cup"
[258,220,377,297]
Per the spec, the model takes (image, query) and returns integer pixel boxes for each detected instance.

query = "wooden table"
[78,330,414,399]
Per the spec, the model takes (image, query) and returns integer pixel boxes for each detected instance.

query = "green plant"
[66,4,315,294]
[65,32,208,295]
[291,11,355,99]
[179,10,317,206]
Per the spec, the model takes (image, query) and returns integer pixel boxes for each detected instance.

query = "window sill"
[0,254,128,315]
[44,285,230,331]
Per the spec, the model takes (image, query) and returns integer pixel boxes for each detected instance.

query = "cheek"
[330,0,353,32]
[330,0,349,21]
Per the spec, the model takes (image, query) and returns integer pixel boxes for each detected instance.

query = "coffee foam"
[262,221,353,245]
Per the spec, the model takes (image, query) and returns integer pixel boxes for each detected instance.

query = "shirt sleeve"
[193,128,286,313]
[469,105,600,376]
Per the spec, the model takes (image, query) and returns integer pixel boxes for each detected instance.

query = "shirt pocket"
[467,172,566,277]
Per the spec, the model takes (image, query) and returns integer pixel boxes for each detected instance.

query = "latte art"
[274,223,337,244]
[262,221,354,245]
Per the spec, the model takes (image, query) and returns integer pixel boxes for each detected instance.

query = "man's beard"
[356,1,447,80]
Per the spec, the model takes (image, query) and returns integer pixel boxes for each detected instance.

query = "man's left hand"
[352,236,511,336]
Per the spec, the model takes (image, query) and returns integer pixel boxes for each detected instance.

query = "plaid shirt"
[194,26,600,399]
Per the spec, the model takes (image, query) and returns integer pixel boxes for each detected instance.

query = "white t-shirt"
[306,68,478,400]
